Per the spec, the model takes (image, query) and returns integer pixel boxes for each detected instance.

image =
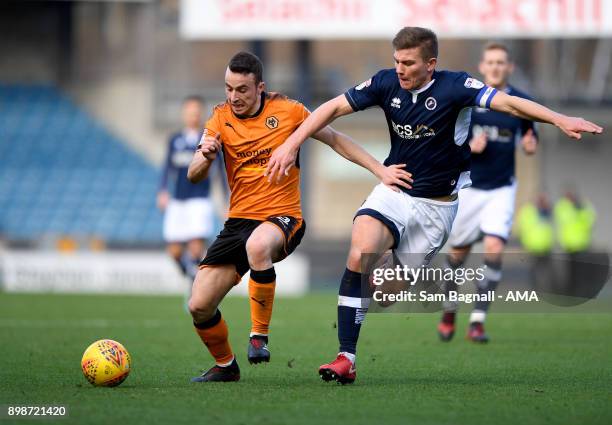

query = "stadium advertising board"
[0,251,309,296]
[181,0,612,39]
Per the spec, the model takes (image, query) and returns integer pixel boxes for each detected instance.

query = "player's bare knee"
[187,297,200,317]
[246,235,273,268]
[346,245,366,272]
[188,296,217,322]
[188,269,215,319]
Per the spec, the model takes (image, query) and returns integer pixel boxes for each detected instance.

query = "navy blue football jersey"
[345,69,498,198]
[469,86,537,190]
[160,129,218,200]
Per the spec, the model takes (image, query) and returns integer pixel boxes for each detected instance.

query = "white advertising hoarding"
[181,0,612,39]
[0,251,309,297]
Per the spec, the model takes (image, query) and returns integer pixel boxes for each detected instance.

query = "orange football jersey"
[203,92,309,221]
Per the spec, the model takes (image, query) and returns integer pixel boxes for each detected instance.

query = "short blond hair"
[482,42,512,61]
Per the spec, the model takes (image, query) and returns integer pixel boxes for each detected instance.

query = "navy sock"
[337,268,368,355]
[473,259,502,315]
[441,255,465,312]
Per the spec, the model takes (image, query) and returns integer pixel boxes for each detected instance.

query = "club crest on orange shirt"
[265,116,279,129]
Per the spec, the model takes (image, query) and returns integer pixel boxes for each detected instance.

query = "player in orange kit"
[186,51,413,382]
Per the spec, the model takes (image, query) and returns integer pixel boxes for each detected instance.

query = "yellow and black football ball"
[81,339,131,387]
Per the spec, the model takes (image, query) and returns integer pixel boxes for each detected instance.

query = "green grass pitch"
[1,292,611,425]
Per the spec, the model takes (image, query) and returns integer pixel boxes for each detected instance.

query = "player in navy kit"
[439,43,538,343]
[266,27,602,384]
[158,96,224,280]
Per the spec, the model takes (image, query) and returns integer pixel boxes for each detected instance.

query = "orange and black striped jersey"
[203,92,309,221]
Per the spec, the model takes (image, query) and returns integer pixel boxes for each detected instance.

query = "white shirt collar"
[409,78,436,95]
[408,78,436,103]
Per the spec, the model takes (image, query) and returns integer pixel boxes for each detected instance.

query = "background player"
[266,27,602,384]
[186,52,413,382]
[157,96,223,281]
[438,42,538,343]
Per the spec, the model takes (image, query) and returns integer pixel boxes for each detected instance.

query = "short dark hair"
[392,27,438,60]
[183,95,204,105]
[483,42,512,61]
[228,51,264,84]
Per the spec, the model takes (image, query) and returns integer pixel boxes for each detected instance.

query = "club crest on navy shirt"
[424,97,437,111]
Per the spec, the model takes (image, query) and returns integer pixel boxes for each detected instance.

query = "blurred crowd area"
[1,0,611,251]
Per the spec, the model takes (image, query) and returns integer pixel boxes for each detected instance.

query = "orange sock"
[193,310,234,365]
[249,267,276,336]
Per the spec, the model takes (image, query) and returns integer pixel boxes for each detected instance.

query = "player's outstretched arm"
[490,92,603,139]
[187,134,221,183]
[265,94,354,182]
[312,126,413,192]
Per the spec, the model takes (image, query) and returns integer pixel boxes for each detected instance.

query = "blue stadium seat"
[0,84,163,244]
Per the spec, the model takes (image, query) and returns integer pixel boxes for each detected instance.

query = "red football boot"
[438,311,456,342]
[319,353,356,385]
[467,322,490,343]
